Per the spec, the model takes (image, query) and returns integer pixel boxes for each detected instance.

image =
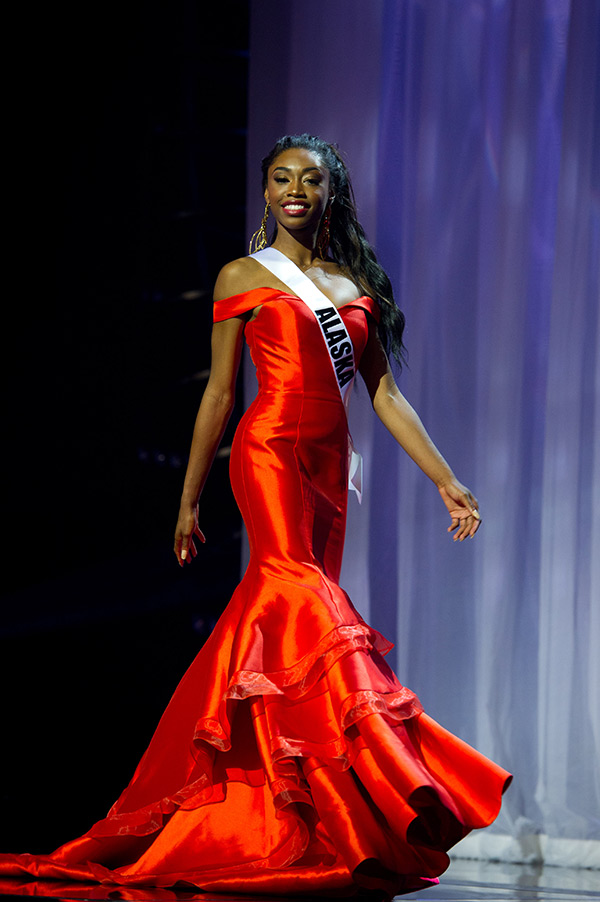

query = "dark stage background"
[2,1,249,851]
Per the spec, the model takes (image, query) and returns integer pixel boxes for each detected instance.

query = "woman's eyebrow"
[272,166,323,174]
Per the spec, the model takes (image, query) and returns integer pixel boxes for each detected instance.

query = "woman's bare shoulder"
[213,257,272,301]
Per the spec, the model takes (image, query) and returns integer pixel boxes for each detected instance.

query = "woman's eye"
[274,177,289,183]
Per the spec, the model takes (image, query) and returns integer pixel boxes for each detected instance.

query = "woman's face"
[264,147,331,235]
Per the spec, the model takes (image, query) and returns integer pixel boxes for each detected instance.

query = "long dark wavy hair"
[260,134,407,369]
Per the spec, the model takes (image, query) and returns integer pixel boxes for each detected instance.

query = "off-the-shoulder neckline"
[214,286,373,311]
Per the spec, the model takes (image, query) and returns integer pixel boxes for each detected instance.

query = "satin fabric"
[1,289,511,898]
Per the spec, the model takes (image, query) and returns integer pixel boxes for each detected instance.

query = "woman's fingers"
[447,508,482,541]
[174,506,206,566]
[439,483,481,541]
[177,531,206,565]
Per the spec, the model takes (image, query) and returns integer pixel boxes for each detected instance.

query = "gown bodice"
[214,287,379,399]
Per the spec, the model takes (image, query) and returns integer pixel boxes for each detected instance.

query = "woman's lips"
[282,204,309,216]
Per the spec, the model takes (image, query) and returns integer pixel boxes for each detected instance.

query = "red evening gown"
[0,289,511,898]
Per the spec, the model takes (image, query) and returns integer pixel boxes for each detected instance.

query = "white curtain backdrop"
[246,0,599,868]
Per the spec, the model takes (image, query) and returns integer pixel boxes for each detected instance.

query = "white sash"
[249,247,363,502]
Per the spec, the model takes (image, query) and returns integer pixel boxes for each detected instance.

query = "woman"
[1,135,510,899]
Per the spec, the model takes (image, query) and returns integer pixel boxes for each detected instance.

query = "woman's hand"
[438,481,482,541]
[174,504,206,566]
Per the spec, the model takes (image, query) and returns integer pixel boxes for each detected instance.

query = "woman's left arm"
[359,320,481,541]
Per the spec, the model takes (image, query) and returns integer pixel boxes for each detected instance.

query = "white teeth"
[284,205,306,211]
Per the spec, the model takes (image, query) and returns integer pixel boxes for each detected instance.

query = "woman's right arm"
[174,313,246,565]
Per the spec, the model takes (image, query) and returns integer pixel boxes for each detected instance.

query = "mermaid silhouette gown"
[0,288,511,898]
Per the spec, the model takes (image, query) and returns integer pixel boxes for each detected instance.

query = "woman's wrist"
[433,467,456,489]
[179,493,200,511]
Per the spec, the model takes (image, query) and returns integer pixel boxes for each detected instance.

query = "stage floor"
[410,858,598,899]
[0,860,598,902]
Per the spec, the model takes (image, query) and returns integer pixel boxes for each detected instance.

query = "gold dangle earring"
[249,201,270,254]
[317,200,333,260]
